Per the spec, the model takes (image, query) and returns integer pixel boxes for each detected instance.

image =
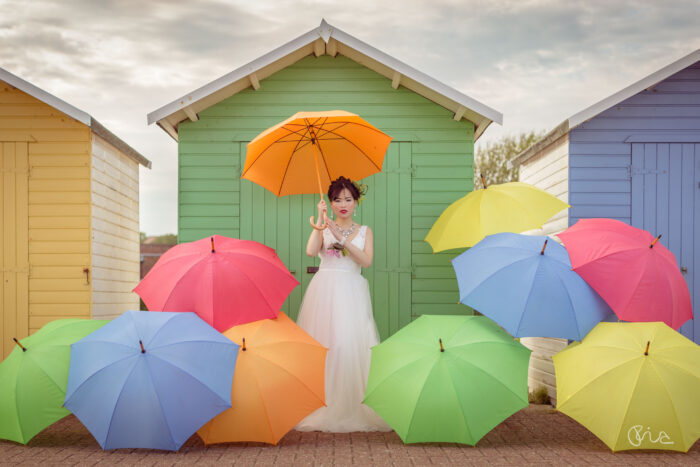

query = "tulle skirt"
[295,269,391,432]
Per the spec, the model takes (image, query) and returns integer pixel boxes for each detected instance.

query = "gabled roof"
[0,66,151,168]
[148,19,502,142]
[513,48,700,166]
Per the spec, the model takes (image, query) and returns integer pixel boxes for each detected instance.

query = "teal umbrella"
[363,315,530,444]
[0,319,108,444]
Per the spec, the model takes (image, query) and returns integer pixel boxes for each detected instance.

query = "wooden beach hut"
[1,67,151,359]
[147,20,502,340]
[512,48,700,399]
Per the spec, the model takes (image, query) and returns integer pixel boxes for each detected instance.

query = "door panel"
[1,142,29,359]
[631,143,698,342]
[239,142,412,340]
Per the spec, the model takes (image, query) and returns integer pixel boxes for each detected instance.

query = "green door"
[239,142,412,340]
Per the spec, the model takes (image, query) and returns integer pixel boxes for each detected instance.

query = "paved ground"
[1,405,698,466]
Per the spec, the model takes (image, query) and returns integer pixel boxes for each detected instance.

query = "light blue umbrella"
[452,233,613,340]
[63,311,238,451]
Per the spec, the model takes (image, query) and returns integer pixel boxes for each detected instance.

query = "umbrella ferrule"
[211,237,215,253]
[644,341,650,356]
[139,340,146,354]
[439,338,444,352]
[12,337,27,352]
[242,337,247,351]
[480,173,486,189]
[540,239,548,255]
[649,234,661,248]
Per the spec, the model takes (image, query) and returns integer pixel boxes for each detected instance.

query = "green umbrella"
[0,318,108,444]
[363,315,530,445]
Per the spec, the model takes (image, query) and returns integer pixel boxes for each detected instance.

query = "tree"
[474,130,545,189]
[139,231,147,243]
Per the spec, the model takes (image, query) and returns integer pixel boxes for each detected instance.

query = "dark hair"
[328,176,360,200]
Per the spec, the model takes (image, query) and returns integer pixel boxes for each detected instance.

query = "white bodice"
[318,225,367,274]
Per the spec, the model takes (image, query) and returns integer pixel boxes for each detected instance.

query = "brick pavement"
[1,405,698,466]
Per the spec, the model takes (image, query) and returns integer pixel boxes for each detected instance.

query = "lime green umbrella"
[363,315,530,444]
[0,318,108,444]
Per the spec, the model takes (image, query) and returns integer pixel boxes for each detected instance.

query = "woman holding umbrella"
[295,176,390,432]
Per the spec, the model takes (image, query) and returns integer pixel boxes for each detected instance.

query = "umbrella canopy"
[424,181,569,252]
[242,111,392,229]
[452,233,613,340]
[134,235,299,331]
[198,312,327,445]
[363,315,530,445]
[0,319,108,444]
[557,218,692,330]
[553,322,700,452]
[63,311,238,451]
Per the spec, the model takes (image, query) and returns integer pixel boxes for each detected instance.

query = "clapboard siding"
[90,135,140,319]
[178,55,474,327]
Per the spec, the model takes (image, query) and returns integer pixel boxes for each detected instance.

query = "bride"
[295,176,390,432]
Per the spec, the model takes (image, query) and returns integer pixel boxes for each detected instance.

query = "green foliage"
[139,231,147,243]
[151,234,178,244]
[528,386,552,405]
[475,130,546,189]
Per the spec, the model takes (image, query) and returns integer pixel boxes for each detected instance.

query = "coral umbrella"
[557,218,692,330]
[63,311,238,451]
[424,178,569,252]
[553,322,700,452]
[134,235,299,331]
[198,312,326,445]
[363,315,530,445]
[452,233,613,340]
[0,319,108,444]
[242,111,392,229]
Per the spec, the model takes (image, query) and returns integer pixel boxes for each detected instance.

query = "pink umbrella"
[134,235,299,331]
[557,218,692,330]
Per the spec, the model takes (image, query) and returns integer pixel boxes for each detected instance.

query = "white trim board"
[147,19,503,142]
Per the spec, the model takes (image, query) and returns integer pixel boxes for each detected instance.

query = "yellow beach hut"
[0,67,151,359]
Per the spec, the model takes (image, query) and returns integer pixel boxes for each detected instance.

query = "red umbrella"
[557,218,692,330]
[134,235,299,331]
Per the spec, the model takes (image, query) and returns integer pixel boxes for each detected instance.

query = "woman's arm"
[306,199,327,257]
[341,226,373,269]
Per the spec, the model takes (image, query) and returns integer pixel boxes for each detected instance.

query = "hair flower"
[352,180,368,205]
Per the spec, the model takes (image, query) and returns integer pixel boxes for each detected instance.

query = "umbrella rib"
[277,124,312,197]
[612,360,646,448]
[247,353,280,441]
[103,357,143,448]
[512,258,543,337]
[648,360,685,445]
[551,266,584,339]
[314,126,383,172]
[242,127,311,178]
[247,347,327,402]
[403,356,441,440]
[443,357,475,442]
[143,356,178,449]
[314,135,334,187]
[449,352,530,404]
[458,256,535,303]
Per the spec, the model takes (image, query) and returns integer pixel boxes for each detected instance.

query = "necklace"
[338,222,357,238]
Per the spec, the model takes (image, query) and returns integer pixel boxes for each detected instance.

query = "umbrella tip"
[242,337,247,351]
[439,338,444,352]
[644,341,650,356]
[649,234,661,248]
[540,239,548,255]
[12,337,27,352]
[480,173,486,189]
[211,237,215,253]
[139,340,146,354]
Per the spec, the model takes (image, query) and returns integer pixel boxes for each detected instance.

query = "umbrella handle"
[309,193,327,230]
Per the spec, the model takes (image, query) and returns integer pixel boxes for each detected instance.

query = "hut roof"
[0,66,152,168]
[513,48,700,167]
[148,19,502,142]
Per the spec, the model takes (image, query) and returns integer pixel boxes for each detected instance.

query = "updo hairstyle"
[328,176,360,201]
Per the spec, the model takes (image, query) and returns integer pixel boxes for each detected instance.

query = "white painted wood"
[453,105,466,121]
[91,134,141,319]
[248,73,260,91]
[391,71,401,89]
[183,106,199,121]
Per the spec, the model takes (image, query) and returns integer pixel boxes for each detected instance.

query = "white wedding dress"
[295,225,391,432]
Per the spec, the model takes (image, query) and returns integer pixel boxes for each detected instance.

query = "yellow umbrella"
[424,177,569,252]
[197,312,327,445]
[553,322,700,452]
[242,111,392,229]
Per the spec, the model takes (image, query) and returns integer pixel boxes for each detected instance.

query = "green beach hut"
[147,20,502,339]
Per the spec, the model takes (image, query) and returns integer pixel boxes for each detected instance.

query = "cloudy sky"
[1,0,698,235]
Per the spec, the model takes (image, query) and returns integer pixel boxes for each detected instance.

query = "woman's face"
[331,188,356,220]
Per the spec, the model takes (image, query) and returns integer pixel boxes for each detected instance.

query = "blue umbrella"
[63,310,238,451]
[452,233,613,340]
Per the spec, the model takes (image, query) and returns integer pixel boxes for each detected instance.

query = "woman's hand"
[325,219,344,242]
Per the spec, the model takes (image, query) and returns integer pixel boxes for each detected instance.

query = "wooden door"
[631,143,699,343]
[239,142,412,340]
[1,142,29,359]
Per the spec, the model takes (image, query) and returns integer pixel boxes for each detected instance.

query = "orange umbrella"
[197,312,327,445]
[242,111,392,229]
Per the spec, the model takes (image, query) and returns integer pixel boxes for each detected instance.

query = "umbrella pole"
[309,139,327,230]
